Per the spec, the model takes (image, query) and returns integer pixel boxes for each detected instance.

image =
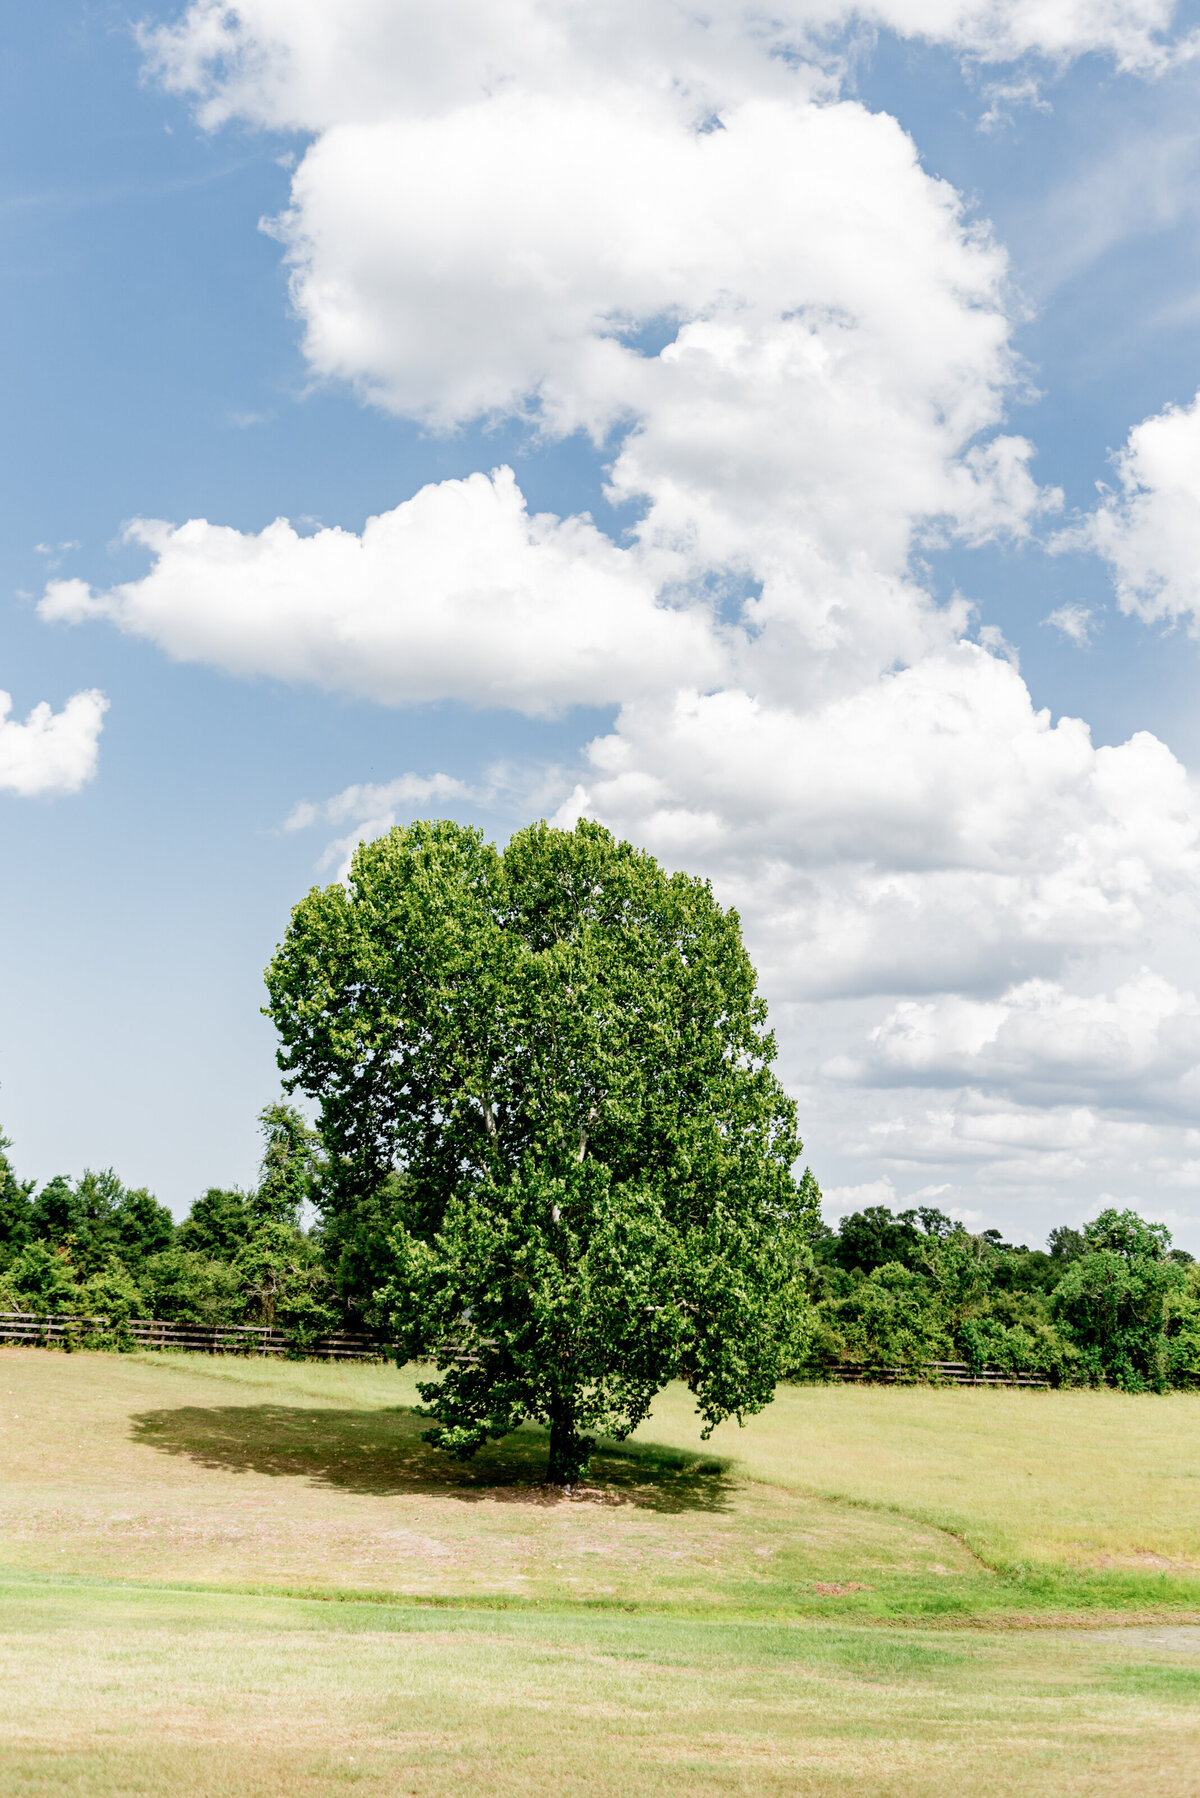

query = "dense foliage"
[265,818,817,1483]
[0,1109,335,1343]
[807,1202,1200,1391]
[3,1116,1200,1394]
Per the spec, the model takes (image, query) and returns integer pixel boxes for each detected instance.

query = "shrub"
[829,1262,950,1366]
[138,1248,243,1326]
[5,1240,81,1314]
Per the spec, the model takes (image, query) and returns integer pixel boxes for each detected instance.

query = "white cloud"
[0,687,107,798]
[820,1175,899,1219]
[142,1,1191,140]
[40,469,721,717]
[112,0,1200,1236]
[1064,390,1200,631]
[284,771,483,874]
[1042,602,1095,644]
[283,771,479,834]
[837,970,1200,1104]
[557,652,1200,999]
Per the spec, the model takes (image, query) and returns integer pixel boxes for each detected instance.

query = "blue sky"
[7,1,1200,1246]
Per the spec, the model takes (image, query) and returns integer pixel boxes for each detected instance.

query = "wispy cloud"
[1041,602,1095,645]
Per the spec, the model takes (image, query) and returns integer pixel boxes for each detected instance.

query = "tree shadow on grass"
[128,1404,735,1513]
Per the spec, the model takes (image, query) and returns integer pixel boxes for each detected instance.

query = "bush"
[5,1241,81,1314]
[138,1248,244,1326]
[81,1258,145,1335]
[827,1262,950,1366]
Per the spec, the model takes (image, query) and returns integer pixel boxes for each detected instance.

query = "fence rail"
[0,1312,394,1361]
[0,1313,1050,1383]
[0,1312,111,1345]
[792,1359,1049,1388]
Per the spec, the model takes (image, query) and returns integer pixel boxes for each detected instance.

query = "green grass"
[5,1347,1200,1793]
[639,1378,1200,1573]
[3,1573,1200,1796]
[6,1345,1199,1617]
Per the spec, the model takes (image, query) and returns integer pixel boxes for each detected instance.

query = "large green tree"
[266,818,817,1484]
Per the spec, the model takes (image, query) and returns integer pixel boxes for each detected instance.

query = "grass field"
[3,1346,1200,1793]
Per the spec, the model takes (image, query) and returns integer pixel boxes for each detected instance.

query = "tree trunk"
[546,1405,592,1488]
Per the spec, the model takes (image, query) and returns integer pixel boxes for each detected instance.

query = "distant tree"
[833,1204,955,1276]
[831,1262,950,1366]
[0,1131,34,1265]
[5,1240,80,1314]
[254,1102,321,1227]
[1051,1208,1186,1390]
[990,1246,1059,1295]
[233,1220,334,1339]
[138,1248,244,1326]
[26,1170,173,1277]
[109,1188,175,1266]
[28,1174,86,1252]
[835,1207,921,1274]
[1047,1225,1086,1263]
[177,1188,256,1260]
[316,1168,413,1331]
[266,818,818,1485]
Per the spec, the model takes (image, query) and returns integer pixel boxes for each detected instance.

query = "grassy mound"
[2,1348,1200,1619]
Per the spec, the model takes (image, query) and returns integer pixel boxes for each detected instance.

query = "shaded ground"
[129,1399,734,1511]
[1,1351,981,1615]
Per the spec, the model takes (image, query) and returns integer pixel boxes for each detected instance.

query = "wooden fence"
[791,1359,1048,1388]
[0,1312,393,1361]
[0,1312,1048,1383]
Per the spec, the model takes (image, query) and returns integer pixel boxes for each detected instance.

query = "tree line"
[4,1115,1199,1392]
[0,1105,336,1345]
[808,1202,1200,1391]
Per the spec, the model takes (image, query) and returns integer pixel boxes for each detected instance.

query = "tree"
[1051,1208,1186,1390]
[254,1102,321,1227]
[266,817,818,1485]
[177,1188,256,1259]
[110,1187,175,1266]
[0,1131,34,1265]
[26,1168,173,1276]
[831,1204,955,1276]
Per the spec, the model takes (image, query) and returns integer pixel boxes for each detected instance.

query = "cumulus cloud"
[834,970,1200,1104]
[40,469,721,716]
[556,651,1200,998]
[111,0,1200,1232]
[285,770,483,874]
[1064,390,1200,631]
[142,0,1191,139]
[0,687,107,798]
[283,771,480,834]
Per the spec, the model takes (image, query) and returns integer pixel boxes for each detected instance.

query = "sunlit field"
[4,1347,1200,1795]
[5,1349,1199,1615]
[645,1380,1200,1584]
[5,1577,1200,1798]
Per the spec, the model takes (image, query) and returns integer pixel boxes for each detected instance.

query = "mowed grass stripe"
[3,1575,1200,1797]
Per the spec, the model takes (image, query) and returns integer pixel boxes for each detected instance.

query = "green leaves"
[266,817,817,1479]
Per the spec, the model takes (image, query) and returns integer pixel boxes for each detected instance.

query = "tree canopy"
[265,817,818,1483]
